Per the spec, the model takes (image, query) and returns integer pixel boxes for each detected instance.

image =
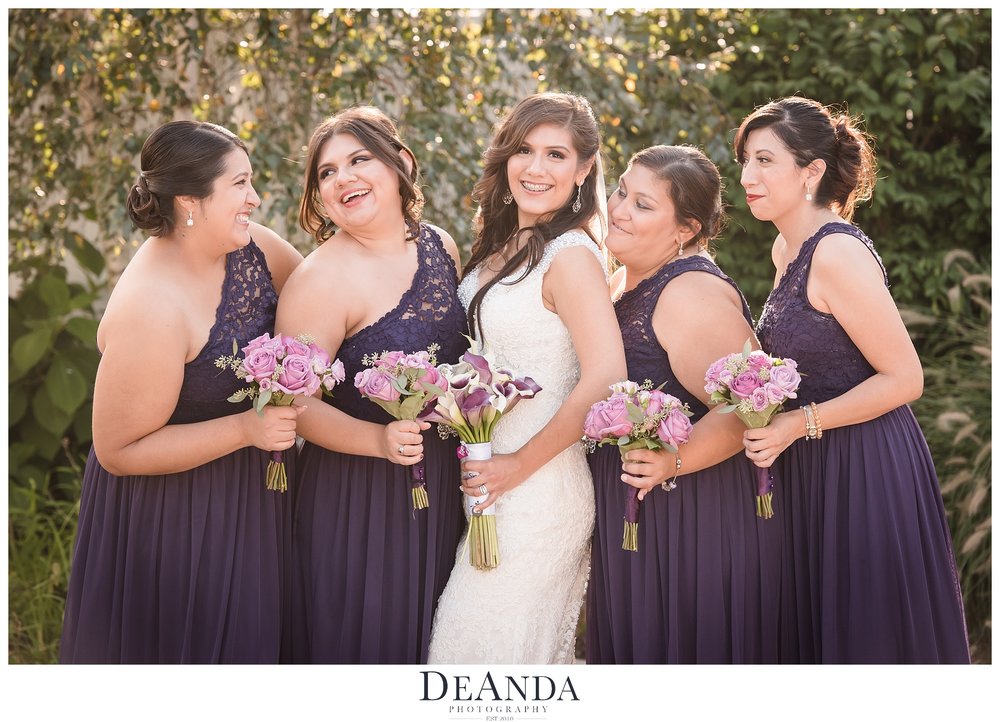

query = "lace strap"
[421,223,460,284]
[538,229,608,280]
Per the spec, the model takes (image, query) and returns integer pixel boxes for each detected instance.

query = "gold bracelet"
[810,401,823,439]
[661,455,681,491]
[802,405,817,440]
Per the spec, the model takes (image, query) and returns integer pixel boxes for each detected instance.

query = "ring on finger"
[397,444,405,455]
[478,483,488,497]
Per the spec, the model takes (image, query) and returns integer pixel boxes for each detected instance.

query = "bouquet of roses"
[217,332,345,492]
[704,339,802,518]
[355,344,448,511]
[584,380,693,552]
[420,335,542,570]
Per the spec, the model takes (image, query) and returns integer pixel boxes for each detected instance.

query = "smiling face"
[315,131,405,234]
[605,163,691,269]
[196,147,260,250]
[505,123,592,228]
[739,127,813,224]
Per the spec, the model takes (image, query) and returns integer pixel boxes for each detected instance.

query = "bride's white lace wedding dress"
[427,230,601,664]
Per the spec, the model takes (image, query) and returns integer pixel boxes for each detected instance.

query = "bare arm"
[274,251,425,464]
[621,269,759,499]
[92,290,298,476]
[462,245,626,508]
[744,232,922,466]
[250,221,304,293]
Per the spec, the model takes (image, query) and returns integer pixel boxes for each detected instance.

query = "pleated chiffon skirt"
[586,446,782,663]
[770,405,970,663]
[60,446,293,663]
[286,434,464,663]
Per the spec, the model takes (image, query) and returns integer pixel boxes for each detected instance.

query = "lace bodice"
[429,229,603,664]
[332,223,469,422]
[458,229,607,451]
[756,222,888,405]
[168,239,277,425]
[616,255,753,423]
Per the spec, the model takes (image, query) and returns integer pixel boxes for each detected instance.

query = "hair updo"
[733,96,876,221]
[126,121,248,236]
[630,144,726,248]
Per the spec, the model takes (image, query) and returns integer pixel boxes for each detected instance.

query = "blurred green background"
[8,8,991,663]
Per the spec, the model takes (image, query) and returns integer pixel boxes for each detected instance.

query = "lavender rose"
[768,364,801,399]
[657,408,692,448]
[354,368,402,402]
[274,353,321,396]
[729,370,762,399]
[750,386,771,413]
[243,347,279,383]
[583,396,634,441]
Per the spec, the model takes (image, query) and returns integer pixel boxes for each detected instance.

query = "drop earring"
[571,183,582,213]
[677,241,684,257]
[805,187,814,202]
[502,189,513,205]
[186,210,194,227]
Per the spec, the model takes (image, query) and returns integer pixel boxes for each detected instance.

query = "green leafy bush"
[8,7,990,663]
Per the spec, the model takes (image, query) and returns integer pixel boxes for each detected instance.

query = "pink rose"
[640,389,667,417]
[308,343,332,374]
[376,351,407,370]
[704,358,727,393]
[729,370,762,399]
[750,386,771,413]
[279,334,311,360]
[584,396,633,441]
[329,358,346,384]
[769,364,801,398]
[274,353,320,396]
[763,382,787,405]
[243,347,278,382]
[242,333,284,358]
[657,409,692,448]
[420,364,449,394]
[746,351,771,370]
[354,368,401,402]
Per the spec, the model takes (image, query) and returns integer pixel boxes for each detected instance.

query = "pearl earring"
[186,210,194,227]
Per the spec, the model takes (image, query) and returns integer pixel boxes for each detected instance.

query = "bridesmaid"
[60,120,304,663]
[587,145,780,663]
[276,106,467,663]
[737,96,970,662]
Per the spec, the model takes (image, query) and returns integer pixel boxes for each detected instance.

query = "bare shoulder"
[812,230,884,285]
[547,241,605,278]
[249,221,304,292]
[98,251,187,352]
[660,264,741,308]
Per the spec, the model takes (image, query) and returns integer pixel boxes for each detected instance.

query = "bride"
[427,92,625,664]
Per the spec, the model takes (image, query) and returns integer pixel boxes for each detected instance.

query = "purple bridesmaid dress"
[756,221,970,663]
[286,224,467,663]
[60,240,292,663]
[587,256,782,663]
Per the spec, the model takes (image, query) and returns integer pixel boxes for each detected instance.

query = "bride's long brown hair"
[464,92,603,341]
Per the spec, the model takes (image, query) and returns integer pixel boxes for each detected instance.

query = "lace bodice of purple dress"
[332,223,469,422]
[756,222,888,406]
[617,255,753,423]
[168,239,277,425]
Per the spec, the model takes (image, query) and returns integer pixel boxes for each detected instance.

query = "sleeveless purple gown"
[286,224,467,663]
[587,256,782,663]
[756,222,970,663]
[60,240,292,663]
